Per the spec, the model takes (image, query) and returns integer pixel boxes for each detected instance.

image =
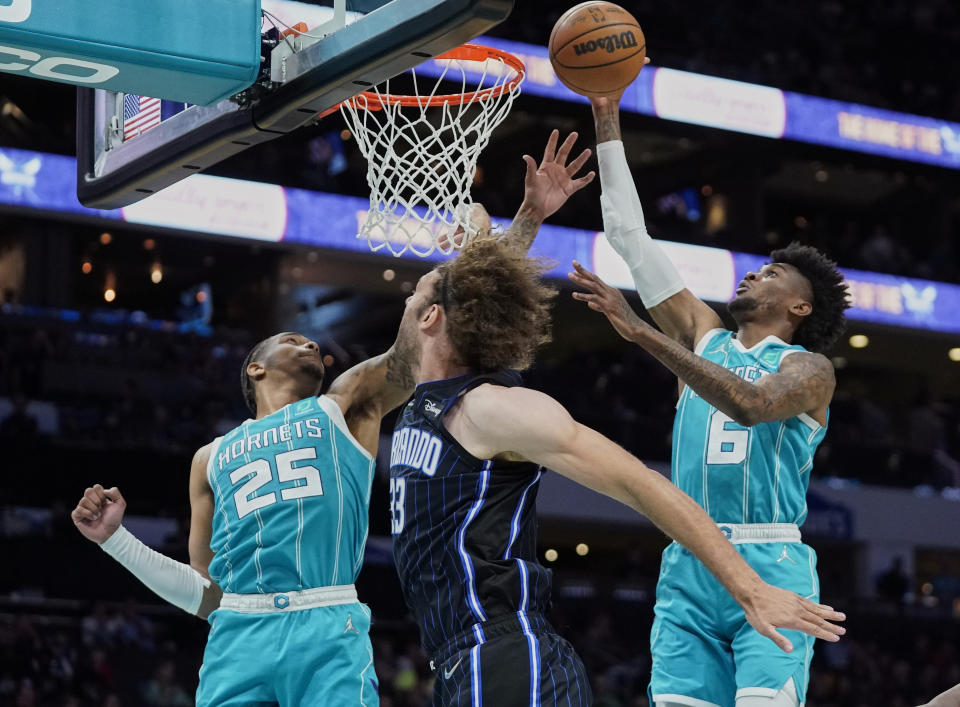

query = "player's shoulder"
[780,349,835,379]
[461,382,557,420]
[191,439,218,469]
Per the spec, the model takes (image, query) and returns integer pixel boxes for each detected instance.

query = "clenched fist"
[71,484,126,544]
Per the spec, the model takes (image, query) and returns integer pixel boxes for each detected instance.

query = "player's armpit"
[746,352,835,425]
[646,288,725,350]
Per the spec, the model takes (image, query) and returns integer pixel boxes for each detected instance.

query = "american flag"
[123,94,161,141]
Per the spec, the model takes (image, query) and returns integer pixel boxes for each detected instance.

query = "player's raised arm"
[453,383,845,653]
[70,443,222,620]
[500,129,596,252]
[325,338,418,456]
[569,261,836,426]
[445,130,595,253]
[590,94,723,350]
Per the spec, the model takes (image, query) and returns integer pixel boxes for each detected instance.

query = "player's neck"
[415,341,469,385]
[735,320,794,349]
[254,381,318,419]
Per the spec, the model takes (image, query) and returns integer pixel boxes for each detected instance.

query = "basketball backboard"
[76,0,514,210]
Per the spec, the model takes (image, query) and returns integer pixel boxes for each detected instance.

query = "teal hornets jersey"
[672,329,828,525]
[206,395,375,594]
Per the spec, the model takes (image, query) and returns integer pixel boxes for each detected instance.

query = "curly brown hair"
[433,238,556,371]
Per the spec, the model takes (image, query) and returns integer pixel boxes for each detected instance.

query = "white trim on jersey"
[317,395,375,462]
[328,408,345,585]
[796,413,821,432]
[205,435,223,490]
[729,333,788,354]
[772,422,786,523]
[694,328,728,357]
[207,436,236,589]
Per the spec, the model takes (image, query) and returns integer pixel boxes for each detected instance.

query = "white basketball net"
[340,46,525,257]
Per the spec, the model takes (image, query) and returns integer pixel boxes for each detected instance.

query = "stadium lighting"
[575,543,589,557]
[849,334,869,349]
[544,549,558,562]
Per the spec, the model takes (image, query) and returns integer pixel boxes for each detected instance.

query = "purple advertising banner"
[1,145,958,334]
[425,36,960,170]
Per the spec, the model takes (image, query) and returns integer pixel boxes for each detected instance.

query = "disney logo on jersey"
[390,427,443,477]
[422,397,444,419]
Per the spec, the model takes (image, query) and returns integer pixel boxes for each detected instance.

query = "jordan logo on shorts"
[776,545,798,565]
[344,613,359,635]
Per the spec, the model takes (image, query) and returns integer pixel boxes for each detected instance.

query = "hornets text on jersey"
[205,394,375,594]
[389,371,552,657]
[672,329,828,525]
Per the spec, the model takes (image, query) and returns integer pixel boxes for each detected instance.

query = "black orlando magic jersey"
[389,371,552,656]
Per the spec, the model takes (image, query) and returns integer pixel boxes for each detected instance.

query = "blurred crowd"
[0,605,202,707]
[2,600,956,707]
[2,310,959,491]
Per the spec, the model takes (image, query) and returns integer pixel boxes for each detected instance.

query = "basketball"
[549,1,646,97]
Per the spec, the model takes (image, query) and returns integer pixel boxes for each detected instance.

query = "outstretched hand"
[569,260,645,341]
[741,582,846,653]
[521,130,595,221]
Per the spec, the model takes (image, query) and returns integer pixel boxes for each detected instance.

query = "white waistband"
[220,584,358,613]
[716,523,801,544]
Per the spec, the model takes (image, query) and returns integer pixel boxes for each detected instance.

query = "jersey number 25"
[230,449,324,519]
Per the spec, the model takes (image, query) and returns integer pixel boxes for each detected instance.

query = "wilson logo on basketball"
[572,31,639,56]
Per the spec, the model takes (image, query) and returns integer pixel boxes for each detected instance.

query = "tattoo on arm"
[503,202,545,253]
[632,328,833,425]
[592,101,622,142]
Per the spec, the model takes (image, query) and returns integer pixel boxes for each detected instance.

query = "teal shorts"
[649,541,819,707]
[196,601,379,706]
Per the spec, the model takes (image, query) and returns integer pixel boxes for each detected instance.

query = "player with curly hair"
[389,235,845,706]
[570,94,852,707]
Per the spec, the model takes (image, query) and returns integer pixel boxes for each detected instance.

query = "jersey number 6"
[230,448,324,519]
[706,410,749,465]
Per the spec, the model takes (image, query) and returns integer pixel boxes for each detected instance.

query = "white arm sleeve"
[597,140,685,308]
[100,526,210,615]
